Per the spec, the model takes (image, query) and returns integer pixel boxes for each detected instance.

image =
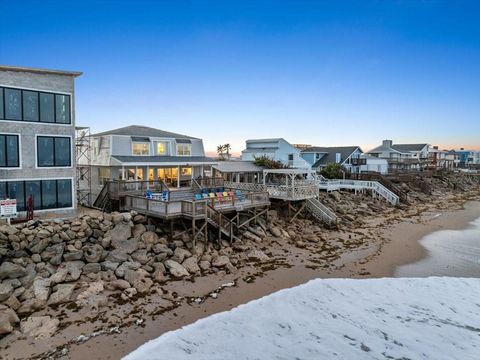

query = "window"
[0,134,19,168]
[177,144,191,156]
[0,88,4,119]
[23,91,39,122]
[39,93,55,123]
[156,142,167,155]
[181,167,192,176]
[55,94,70,124]
[0,87,71,124]
[98,168,111,185]
[1,179,72,210]
[5,88,22,120]
[37,136,71,167]
[132,142,149,155]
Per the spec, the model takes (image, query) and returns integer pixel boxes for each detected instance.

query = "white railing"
[316,179,399,205]
[306,198,337,225]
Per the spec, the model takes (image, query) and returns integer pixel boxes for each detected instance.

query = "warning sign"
[0,199,17,218]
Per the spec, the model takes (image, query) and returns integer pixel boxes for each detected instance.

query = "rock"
[31,254,42,263]
[164,260,189,278]
[111,238,139,254]
[83,263,101,274]
[110,279,130,290]
[247,249,270,262]
[20,315,59,339]
[41,243,65,265]
[83,244,104,263]
[105,249,129,263]
[212,255,230,268]
[33,277,51,302]
[101,261,120,272]
[51,261,84,283]
[330,191,342,201]
[64,251,84,263]
[131,249,149,265]
[115,261,141,278]
[121,287,137,301]
[152,269,166,283]
[141,231,158,248]
[0,262,26,280]
[0,225,19,235]
[243,231,262,243]
[76,281,104,305]
[4,295,21,311]
[29,238,50,254]
[132,224,146,239]
[269,227,282,237]
[108,223,132,243]
[0,305,20,335]
[182,256,201,275]
[152,243,173,256]
[172,247,192,263]
[48,284,75,305]
[0,281,14,301]
[124,269,153,294]
[198,260,211,271]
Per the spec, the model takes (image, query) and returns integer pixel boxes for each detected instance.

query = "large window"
[37,136,71,167]
[155,142,167,155]
[0,179,73,210]
[177,144,191,156]
[0,134,19,168]
[0,87,71,124]
[132,142,150,155]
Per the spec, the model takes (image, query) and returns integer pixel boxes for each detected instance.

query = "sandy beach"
[1,185,479,359]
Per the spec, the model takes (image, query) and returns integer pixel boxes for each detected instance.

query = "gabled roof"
[304,146,361,168]
[391,144,428,152]
[92,125,198,139]
[213,161,264,173]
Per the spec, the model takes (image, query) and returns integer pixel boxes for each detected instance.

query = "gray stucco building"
[0,65,82,212]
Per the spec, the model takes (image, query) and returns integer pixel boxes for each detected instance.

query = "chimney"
[382,140,393,148]
[434,146,438,150]
[335,153,341,163]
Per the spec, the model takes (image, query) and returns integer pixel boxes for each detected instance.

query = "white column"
[135,166,138,190]
[146,165,150,189]
[121,166,125,180]
[177,165,181,188]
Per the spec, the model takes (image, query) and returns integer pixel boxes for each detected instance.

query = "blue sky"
[1,0,479,154]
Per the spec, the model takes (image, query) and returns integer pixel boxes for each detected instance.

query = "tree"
[320,163,346,179]
[217,144,231,161]
[253,155,289,169]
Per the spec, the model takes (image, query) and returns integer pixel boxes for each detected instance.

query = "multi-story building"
[367,140,430,172]
[84,125,216,196]
[241,138,311,168]
[0,65,81,213]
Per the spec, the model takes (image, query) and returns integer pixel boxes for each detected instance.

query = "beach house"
[367,140,431,172]
[86,125,216,196]
[0,65,81,213]
[300,146,388,175]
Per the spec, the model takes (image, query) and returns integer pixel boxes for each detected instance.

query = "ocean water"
[396,217,480,277]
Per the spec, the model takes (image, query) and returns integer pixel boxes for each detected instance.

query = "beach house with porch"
[367,140,430,172]
[86,125,216,196]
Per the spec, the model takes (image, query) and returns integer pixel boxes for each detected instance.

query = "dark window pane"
[25,181,41,210]
[57,179,72,208]
[0,135,5,167]
[42,180,57,209]
[5,88,21,120]
[6,135,19,167]
[7,181,25,211]
[55,95,70,124]
[54,137,71,166]
[22,91,39,122]
[0,182,6,199]
[0,88,4,119]
[39,93,55,123]
[37,137,54,167]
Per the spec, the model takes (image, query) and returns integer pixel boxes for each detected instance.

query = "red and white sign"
[0,199,17,218]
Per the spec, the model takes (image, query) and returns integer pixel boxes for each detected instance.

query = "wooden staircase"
[93,182,112,211]
[206,205,240,243]
[305,197,338,226]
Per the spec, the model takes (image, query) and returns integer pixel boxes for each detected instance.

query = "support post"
[177,165,181,188]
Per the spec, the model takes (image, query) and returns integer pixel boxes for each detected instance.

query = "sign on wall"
[0,199,17,219]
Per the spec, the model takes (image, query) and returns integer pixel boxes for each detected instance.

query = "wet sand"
[2,198,480,360]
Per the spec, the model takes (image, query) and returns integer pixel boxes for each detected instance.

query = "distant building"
[300,146,388,175]
[84,125,216,195]
[0,65,82,213]
[367,140,430,172]
[241,138,311,169]
[456,149,480,168]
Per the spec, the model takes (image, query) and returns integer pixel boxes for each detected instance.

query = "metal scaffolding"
[75,126,92,207]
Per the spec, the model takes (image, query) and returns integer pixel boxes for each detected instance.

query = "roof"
[246,138,284,144]
[213,161,264,173]
[0,65,82,77]
[302,146,360,167]
[242,147,279,153]
[391,144,429,152]
[92,125,198,139]
[111,155,215,164]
